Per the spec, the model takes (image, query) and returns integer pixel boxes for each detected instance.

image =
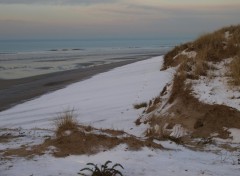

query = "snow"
[0,128,53,150]
[181,50,197,59]
[0,47,166,79]
[170,124,188,138]
[173,49,197,60]
[190,59,240,111]
[224,31,233,40]
[1,144,239,176]
[225,31,230,39]
[0,56,174,136]
[228,128,240,143]
[1,56,240,176]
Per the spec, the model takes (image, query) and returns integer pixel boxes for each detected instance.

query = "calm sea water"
[0,39,187,53]
[0,39,190,79]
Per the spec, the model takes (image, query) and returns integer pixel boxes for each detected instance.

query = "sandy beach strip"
[0,54,160,112]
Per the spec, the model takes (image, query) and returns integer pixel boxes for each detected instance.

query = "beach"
[0,1,239,175]
[0,55,172,130]
[1,55,239,176]
[0,53,159,112]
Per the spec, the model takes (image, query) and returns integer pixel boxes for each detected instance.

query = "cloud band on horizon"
[0,0,118,5]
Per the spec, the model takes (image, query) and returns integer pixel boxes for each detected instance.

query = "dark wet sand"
[0,54,160,112]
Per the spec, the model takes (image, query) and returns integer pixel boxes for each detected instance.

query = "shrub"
[133,102,147,109]
[54,109,79,137]
[79,160,124,176]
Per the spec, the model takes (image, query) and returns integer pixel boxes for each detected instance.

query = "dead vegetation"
[162,43,190,70]
[0,133,16,143]
[143,75,240,146]
[230,51,240,85]
[0,128,28,143]
[54,110,79,137]
[162,24,240,98]
[162,24,240,80]
[133,102,147,109]
[2,120,163,158]
[2,25,240,158]
[140,25,240,147]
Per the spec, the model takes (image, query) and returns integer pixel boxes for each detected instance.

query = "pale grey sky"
[0,0,239,40]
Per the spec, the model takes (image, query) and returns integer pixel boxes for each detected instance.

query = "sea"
[0,38,190,79]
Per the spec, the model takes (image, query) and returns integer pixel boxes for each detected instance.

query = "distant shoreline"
[0,53,161,112]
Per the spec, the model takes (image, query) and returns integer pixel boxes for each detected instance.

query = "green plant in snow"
[78,160,124,176]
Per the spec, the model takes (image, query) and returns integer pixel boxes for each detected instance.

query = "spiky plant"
[78,160,124,176]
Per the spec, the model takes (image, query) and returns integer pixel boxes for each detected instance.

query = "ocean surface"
[0,39,189,79]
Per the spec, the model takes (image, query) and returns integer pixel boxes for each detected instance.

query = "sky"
[0,0,239,40]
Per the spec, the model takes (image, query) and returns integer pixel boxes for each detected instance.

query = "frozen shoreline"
[0,47,169,79]
[0,54,160,112]
[0,56,174,135]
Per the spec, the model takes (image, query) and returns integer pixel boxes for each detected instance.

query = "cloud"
[0,0,239,40]
[0,0,117,5]
[118,1,240,20]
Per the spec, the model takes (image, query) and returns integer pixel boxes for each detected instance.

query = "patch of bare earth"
[2,125,163,158]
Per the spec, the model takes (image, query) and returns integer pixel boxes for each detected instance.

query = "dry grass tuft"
[168,70,187,104]
[193,48,209,77]
[193,31,225,61]
[133,102,147,109]
[230,52,240,85]
[54,109,79,137]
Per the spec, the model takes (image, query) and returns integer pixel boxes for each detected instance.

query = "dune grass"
[230,51,240,85]
[162,24,240,82]
[54,109,79,137]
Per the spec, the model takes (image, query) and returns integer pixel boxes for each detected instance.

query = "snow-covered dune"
[1,55,240,176]
[0,56,174,136]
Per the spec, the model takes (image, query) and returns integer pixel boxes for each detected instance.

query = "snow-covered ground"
[1,142,240,176]
[191,59,240,111]
[0,56,174,136]
[0,56,240,176]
